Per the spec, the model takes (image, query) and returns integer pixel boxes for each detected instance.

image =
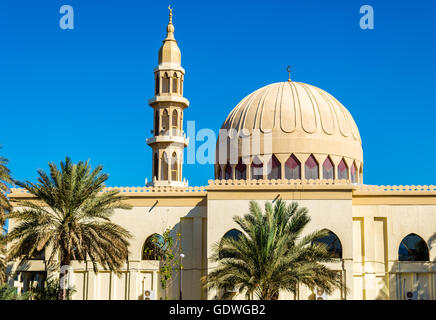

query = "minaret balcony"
[146,134,189,147]
[148,96,190,108]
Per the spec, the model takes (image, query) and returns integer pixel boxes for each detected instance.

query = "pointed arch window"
[161,153,169,180]
[235,159,246,180]
[155,75,160,95]
[312,230,343,259]
[398,234,429,262]
[219,229,243,259]
[267,155,281,179]
[171,152,178,181]
[142,234,165,260]
[305,155,319,180]
[154,153,159,180]
[172,72,178,93]
[154,110,160,136]
[323,157,334,180]
[172,109,178,134]
[251,157,263,180]
[162,72,170,93]
[216,166,222,179]
[285,155,301,179]
[338,159,348,180]
[161,109,169,134]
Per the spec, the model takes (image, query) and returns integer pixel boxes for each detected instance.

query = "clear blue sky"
[1,0,435,187]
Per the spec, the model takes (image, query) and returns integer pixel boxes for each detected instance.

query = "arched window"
[142,233,165,260]
[216,166,222,179]
[172,73,178,93]
[180,76,184,95]
[285,155,301,179]
[219,229,243,259]
[162,73,170,93]
[155,75,160,95]
[267,155,281,180]
[251,157,263,180]
[162,109,169,134]
[154,110,159,136]
[338,159,348,180]
[305,155,319,180]
[172,109,178,134]
[154,153,159,180]
[351,163,357,183]
[398,234,429,262]
[359,165,363,183]
[323,157,334,180]
[225,163,232,180]
[313,230,343,259]
[171,152,178,181]
[161,153,168,180]
[235,159,246,180]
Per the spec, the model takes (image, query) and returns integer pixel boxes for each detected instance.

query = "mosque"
[7,8,436,300]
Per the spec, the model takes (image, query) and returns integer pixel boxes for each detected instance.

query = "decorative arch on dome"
[322,156,334,180]
[235,159,246,180]
[398,233,429,262]
[359,165,363,183]
[312,229,343,259]
[225,163,232,180]
[305,155,319,180]
[338,159,348,180]
[251,156,264,180]
[285,155,301,179]
[350,162,357,183]
[267,155,281,180]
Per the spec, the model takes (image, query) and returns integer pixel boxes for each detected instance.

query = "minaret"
[146,6,189,187]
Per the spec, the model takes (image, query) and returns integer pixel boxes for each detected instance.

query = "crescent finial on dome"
[287,66,292,82]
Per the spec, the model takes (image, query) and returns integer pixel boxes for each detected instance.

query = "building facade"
[7,10,436,300]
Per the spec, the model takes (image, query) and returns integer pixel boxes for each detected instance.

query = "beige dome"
[216,81,363,181]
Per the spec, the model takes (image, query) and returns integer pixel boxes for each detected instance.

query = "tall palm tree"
[0,149,12,229]
[7,157,132,300]
[205,200,344,300]
[0,148,12,284]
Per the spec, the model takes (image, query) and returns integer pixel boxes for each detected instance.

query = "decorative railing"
[354,185,436,192]
[207,179,353,186]
[9,185,207,195]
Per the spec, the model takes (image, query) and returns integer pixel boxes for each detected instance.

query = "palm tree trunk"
[57,258,71,300]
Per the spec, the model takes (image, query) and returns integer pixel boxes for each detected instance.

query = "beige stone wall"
[353,204,436,300]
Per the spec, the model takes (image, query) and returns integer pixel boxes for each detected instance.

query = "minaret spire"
[146,7,189,187]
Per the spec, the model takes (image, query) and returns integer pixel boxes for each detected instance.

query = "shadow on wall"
[428,233,436,262]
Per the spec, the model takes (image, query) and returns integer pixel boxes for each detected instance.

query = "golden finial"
[168,5,173,24]
[287,66,292,82]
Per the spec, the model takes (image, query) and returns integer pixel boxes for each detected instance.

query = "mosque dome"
[215,81,364,182]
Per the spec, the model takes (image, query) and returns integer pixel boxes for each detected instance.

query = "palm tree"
[0,148,12,284]
[7,157,133,300]
[0,149,12,229]
[205,200,344,300]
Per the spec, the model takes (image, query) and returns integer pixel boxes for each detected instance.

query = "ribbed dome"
[216,81,363,178]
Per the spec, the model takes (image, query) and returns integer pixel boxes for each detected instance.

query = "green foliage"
[143,228,182,296]
[158,229,182,292]
[0,284,32,300]
[6,157,133,299]
[0,147,12,228]
[204,200,344,300]
[32,276,75,300]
